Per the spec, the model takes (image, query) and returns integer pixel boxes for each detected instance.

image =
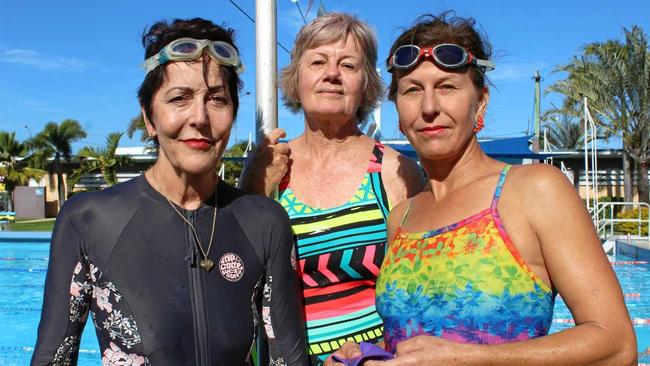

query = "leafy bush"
[614,207,649,236]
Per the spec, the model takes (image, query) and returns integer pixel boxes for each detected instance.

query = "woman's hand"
[238,128,291,196]
[365,336,469,366]
[323,341,363,366]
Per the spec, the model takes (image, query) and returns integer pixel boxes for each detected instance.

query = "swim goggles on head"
[142,37,244,76]
[388,43,495,72]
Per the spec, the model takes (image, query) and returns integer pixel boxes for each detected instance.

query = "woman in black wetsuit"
[31,18,307,366]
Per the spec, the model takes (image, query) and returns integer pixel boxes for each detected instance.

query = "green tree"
[126,113,158,150]
[549,26,650,203]
[222,140,254,186]
[126,114,148,141]
[0,131,45,210]
[30,119,87,208]
[541,110,585,150]
[68,132,133,190]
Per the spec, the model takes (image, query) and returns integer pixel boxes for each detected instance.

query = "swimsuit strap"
[490,164,512,211]
[367,141,385,173]
[399,198,414,227]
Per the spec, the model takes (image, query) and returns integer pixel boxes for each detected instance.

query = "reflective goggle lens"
[393,46,420,68]
[212,43,233,59]
[434,45,466,66]
[142,38,243,75]
[389,43,494,72]
[171,41,199,54]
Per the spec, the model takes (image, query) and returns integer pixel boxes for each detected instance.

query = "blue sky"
[0,0,648,151]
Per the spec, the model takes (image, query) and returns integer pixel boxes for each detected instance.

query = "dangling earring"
[398,122,404,134]
[473,115,485,133]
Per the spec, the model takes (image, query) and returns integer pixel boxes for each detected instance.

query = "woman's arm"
[263,203,309,366]
[31,201,91,365]
[239,128,291,196]
[367,164,637,366]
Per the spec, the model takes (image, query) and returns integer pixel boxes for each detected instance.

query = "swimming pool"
[1,239,649,364]
[0,240,99,365]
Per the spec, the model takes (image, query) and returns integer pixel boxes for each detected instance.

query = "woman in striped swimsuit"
[240,13,425,365]
[330,13,636,366]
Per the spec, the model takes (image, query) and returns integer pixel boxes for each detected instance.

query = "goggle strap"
[142,57,160,73]
[475,59,496,71]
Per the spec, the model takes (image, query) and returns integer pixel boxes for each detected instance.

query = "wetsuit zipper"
[185,210,210,366]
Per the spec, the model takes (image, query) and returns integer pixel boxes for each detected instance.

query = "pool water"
[1,241,649,364]
[0,242,99,365]
[550,256,650,363]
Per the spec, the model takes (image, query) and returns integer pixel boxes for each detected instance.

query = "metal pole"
[255,2,277,363]
[584,97,590,211]
[255,0,278,145]
[532,71,541,153]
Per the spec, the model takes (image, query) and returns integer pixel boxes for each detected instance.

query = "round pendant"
[200,259,214,272]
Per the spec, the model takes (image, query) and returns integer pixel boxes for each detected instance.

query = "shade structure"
[385,135,553,161]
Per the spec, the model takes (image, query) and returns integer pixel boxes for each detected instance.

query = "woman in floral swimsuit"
[329,12,636,366]
[31,17,307,366]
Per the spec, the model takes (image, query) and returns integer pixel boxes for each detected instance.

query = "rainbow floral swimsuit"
[376,165,556,352]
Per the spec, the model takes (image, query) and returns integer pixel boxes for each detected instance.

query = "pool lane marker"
[554,318,650,325]
[610,260,649,265]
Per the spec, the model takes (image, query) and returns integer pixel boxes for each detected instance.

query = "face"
[297,35,364,122]
[143,58,234,176]
[395,60,488,161]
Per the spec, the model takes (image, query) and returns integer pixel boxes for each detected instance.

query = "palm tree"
[541,110,585,150]
[549,26,650,203]
[68,132,133,190]
[126,114,148,142]
[30,119,87,209]
[0,131,45,210]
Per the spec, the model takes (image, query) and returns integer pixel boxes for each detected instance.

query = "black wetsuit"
[31,175,308,366]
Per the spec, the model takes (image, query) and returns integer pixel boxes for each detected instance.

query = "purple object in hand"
[331,342,394,366]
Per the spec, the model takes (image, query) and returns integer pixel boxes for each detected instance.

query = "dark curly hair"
[137,18,243,135]
[386,12,492,101]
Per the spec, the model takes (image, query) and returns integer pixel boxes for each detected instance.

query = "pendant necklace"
[148,168,218,272]
[167,197,218,272]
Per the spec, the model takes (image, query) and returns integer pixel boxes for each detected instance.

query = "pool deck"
[0,231,51,242]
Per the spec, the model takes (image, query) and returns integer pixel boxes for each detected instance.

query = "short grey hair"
[280,12,384,123]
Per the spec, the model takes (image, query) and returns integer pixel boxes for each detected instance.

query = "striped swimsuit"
[278,141,390,365]
[376,165,556,352]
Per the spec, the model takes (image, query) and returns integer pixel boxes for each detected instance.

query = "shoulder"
[52,177,145,248]
[504,164,582,223]
[59,177,142,219]
[506,163,574,197]
[222,182,289,226]
[381,144,424,180]
[377,142,426,204]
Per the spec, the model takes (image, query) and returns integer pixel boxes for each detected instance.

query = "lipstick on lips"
[418,125,449,136]
[182,138,212,150]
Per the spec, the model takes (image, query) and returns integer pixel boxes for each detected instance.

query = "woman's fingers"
[262,128,286,147]
[324,341,364,365]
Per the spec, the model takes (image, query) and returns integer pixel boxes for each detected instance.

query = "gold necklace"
[148,168,218,272]
[166,198,218,272]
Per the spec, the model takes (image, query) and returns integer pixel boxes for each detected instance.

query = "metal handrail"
[593,201,650,241]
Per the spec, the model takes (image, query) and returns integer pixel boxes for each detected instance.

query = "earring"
[398,122,404,134]
[473,115,485,133]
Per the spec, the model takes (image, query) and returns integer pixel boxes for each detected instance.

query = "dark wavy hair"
[386,11,492,101]
[137,18,243,137]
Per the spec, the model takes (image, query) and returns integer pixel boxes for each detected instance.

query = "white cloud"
[0,48,90,71]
